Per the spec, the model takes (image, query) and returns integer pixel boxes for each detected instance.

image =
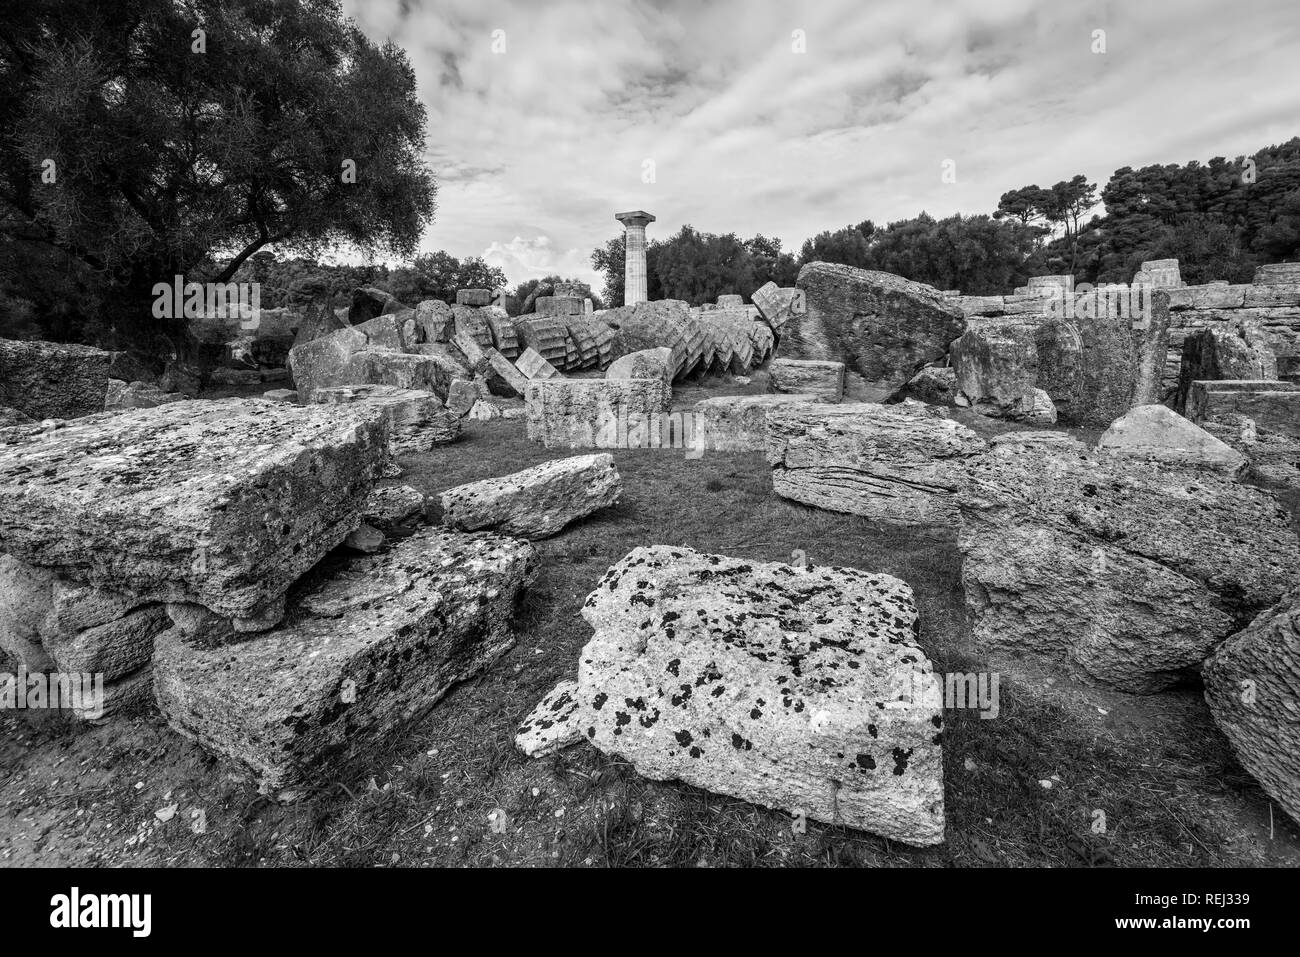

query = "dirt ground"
[3,379,1298,868]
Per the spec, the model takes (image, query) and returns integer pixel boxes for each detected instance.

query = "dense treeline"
[590,138,1300,305]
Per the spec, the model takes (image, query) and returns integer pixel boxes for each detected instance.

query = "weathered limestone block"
[1031,316,1084,419]
[513,316,571,369]
[515,347,562,380]
[695,394,818,452]
[455,289,492,307]
[0,555,57,671]
[413,299,454,343]
[340,349,467,402]
[605,347,673,384]
[768,358,844,402]
[1186,380,1300,439]
[951,318,1055,422]
[451,305,495,350]
[1200,413,1300,493]
[1096,404,1245,473]
[292,302,349,348]
[287,324,382,401]
[515,679,583,758]
[1135,259,1182,288]
[957,448,1300,692]
[766,401,987,526]
[1175,322,1278,412]
[262,389,297,403]
[1253,263,1300,285]
[525,379,672,449]
[42,604,170,682]
[790,263,966,401]
[1027,274,1075,295]
[484,348,529,398]
[446,378,486,417]
[348,287,400,324]
[749,321,776,364]
[1072,288,1170,427]
[902,366,958,405]
[311,384,459,453]
[154,528,537,797]
[0,339,114,419]
[361,484,425,530]
[0,399,387,620]
[484,311,519,358]
[564,318,607,369]
[751,282,806,331]
[576,546,945,845]
[601,300,704,378]
[1167,285,1249,311]
[468,399,502,421]
[535,296,585,317]
[440,453,621,539]
[104,380,187,412]
[1203,590,1300,826]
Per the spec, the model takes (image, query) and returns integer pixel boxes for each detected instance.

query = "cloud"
[482,236,598,288]
[341,0,1300,288]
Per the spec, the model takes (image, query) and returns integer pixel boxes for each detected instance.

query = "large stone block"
[525,379,672,449]
[310,384,459,453]
[605,347,673,385]
[0,339,114,419]
[0,399,387,620]
[1096,404,1245,473]
[750,282,806,331]
[154,528,536,797]
[1072,288,1170,427]
[957,447,1300,692]
[513,316,571,369]
[1186,380,1300,439]
[765,400,987,526]
[455,288,492,307]
[1253,263,1300,285]
[340,349,467,402]
[768,358,845,403]
[515,347,562,381]
[600,300,705,378]
[790,263,966,401]
[695,394,818,452]
[1175,321,1277,412]
[951,318,1055,423]
[1203,590,1300,826]
[575,546,945,845]
[440,453,621,539]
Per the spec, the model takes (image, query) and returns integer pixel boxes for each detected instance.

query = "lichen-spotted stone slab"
[576,546,945,846]
[515,679,582,758]
[0,398,386,619]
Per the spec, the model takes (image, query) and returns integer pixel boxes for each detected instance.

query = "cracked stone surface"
[574,545,945,845]
[440,453,621,539]
[765,400,987,526]
[0,398,386,620]
[154,528,537,797]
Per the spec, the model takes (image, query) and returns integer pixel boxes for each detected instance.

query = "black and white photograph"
[0,0,1295,934]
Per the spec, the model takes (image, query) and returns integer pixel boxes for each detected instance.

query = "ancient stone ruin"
[5,233,1300,855]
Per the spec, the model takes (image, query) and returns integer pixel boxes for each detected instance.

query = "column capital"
[615,210,656,229]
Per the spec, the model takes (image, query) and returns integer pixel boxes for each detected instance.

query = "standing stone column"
[615,210,656,306]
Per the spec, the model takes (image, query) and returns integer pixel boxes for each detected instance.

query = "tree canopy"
[0,0,435,345]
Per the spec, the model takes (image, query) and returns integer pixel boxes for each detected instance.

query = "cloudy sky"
[341,0,1300,290]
